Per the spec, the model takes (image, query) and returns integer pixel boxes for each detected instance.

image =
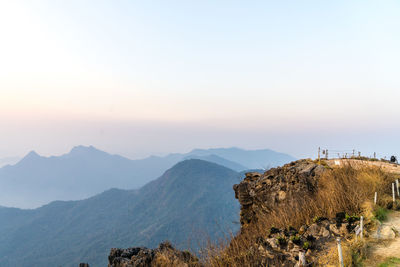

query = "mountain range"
[0,159,241,267]
[0,146,295,208]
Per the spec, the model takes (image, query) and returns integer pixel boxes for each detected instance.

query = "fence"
[317,148,398,164]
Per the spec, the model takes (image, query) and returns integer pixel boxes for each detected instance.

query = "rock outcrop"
[233,159,325,227]
[230,160,365,265]
[108,241,200,267]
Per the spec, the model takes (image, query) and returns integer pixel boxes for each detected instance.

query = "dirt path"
[365,212,400,265]
[326,159,400,174]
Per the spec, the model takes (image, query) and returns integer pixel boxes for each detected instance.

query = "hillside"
[0,160,241,267]
[107,159,400,266]
[206,159,400,266]
[0,146,294,208]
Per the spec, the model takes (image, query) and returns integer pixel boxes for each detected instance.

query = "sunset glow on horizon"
[1,0,400,159]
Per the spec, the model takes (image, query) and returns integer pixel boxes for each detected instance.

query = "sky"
[1,0,400,161]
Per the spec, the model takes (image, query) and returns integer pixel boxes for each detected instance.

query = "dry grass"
[315,164,394,219]
[154,248,201,267]
[202,164,399,267]
[317,239,369,266]
[257,164,396,229]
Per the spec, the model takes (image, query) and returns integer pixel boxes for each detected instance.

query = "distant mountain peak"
[165,159,236,177]
[24,150,40,159]
[70,145,97,153]
[16,150,42,165]
[68,145,109,156]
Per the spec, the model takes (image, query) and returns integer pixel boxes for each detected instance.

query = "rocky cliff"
[233,159,325,227]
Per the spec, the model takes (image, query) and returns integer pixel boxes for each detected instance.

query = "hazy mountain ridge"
[188,147,295,169]
[183,154,247,171]
[0,159,241,267]
[0,156,21,168]
[0,146,295,208]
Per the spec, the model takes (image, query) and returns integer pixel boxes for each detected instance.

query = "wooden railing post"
[393,183,396,203]
[298,251,306,266]
[337,238,344,267]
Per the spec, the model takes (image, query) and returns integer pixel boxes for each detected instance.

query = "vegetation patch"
[374,207,389,222]
[378,257,400,267]
[345,214,360,223]
[277,236,287,246]
[290,235,301,245]
[269,226,280,235]
[312,216,327,223]
[302,241,311,250]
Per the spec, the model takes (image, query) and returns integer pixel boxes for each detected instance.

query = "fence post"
[298,251,306,266]
[392,183,396,203]
[337,238,344,267]
[374,192,377,205]
[396,179,400,197]
[360,216,363,239]
[318,147,321,164]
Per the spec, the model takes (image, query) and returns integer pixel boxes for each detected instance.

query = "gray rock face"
[233,159,326,226]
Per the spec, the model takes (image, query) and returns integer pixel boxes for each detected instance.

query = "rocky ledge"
[108,241,200,267]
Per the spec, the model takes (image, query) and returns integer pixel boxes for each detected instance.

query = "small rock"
[299,225,307,235]
[305,224,320,237]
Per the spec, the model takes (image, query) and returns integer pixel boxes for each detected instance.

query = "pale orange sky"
[1,0,400,159]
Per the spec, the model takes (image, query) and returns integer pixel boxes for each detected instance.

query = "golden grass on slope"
[262,164,396,229]
[154,248,201,267]
[315,164,395,219]
[317,239,368,266]
[203,164,399,267]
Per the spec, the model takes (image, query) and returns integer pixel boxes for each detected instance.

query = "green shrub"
[312,216,327,223]
[345,214,360,223]
[374,206,389,222]
[269,226,280,234]
[303,241,310,250]
[277,236,287,246]
[290,235,301,245]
